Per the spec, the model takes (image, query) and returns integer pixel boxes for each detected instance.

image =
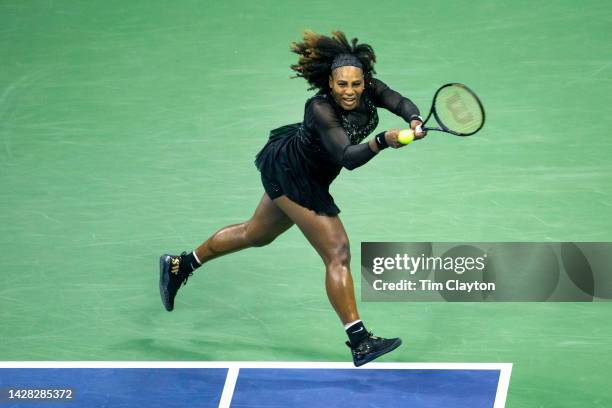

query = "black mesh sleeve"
[310,100,377,171]
[369,78,420,122]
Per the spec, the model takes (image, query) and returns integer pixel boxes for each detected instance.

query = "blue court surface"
[0,362,512,408]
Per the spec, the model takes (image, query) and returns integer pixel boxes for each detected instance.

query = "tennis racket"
[416,83,485,137]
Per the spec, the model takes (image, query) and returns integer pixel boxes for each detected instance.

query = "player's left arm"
[369,78,426,138]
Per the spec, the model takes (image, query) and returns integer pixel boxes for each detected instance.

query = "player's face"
[329,66,365,111]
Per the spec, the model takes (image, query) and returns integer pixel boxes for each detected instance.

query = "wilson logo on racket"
[445,92,474,125]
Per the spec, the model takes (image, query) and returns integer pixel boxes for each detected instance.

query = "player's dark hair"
[290,30,376,90]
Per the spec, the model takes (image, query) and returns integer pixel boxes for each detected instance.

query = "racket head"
[427,83,485,136]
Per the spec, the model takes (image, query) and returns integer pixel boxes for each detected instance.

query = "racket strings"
[434,85,484,135]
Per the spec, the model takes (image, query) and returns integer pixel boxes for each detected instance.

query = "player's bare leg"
[272,196,358,324]
[273,195,402,366]
[159,193,294,311]
[194,193,294,264]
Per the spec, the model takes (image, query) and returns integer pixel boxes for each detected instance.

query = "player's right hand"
[410,119,427,140]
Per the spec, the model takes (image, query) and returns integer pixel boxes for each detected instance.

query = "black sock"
[346,321,369,347]
[180,251,201,273]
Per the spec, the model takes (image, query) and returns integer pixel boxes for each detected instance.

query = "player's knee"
[327,240,351,269]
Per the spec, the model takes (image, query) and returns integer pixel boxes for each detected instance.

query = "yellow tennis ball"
[398,129,414,145]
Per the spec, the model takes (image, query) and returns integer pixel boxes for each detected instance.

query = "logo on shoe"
[171,257,180,275]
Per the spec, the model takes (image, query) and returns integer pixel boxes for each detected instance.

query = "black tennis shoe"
[346,332,402,367]
[159,252,193,311]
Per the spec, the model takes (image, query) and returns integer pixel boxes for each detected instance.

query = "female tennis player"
[160,30,426,367]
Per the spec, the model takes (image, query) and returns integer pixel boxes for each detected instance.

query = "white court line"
[218,367,239,408]
[0,361,511,370]
[494,363,513,408]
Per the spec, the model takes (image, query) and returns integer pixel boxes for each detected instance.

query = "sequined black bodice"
[297,91,379,167]
[335,96,379,144]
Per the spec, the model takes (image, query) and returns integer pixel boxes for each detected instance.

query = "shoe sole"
[159,255,173,311]
[354,338,402,367]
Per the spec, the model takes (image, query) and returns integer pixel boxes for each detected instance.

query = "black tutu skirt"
[255,123,341,216]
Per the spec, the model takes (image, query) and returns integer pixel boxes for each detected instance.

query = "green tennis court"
[1,0,611,406]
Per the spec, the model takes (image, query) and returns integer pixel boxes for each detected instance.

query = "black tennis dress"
[255,78,420,216]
